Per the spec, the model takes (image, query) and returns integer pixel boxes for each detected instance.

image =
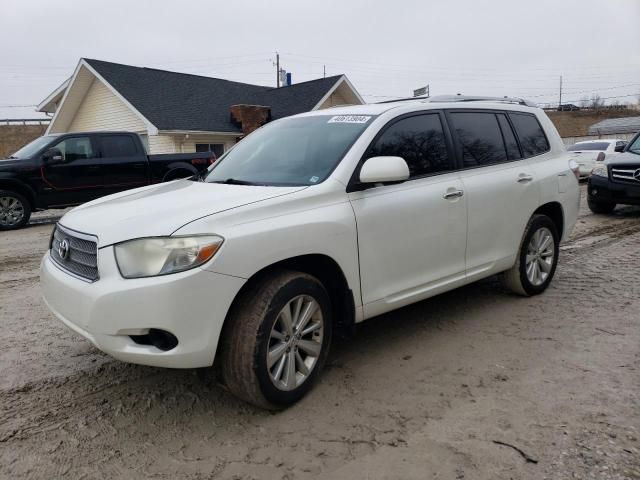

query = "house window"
[196,143,225,158]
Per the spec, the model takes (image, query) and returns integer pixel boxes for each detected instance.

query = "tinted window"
[567,142,609,151]
[449,112,508,167]
[509,113,550,157]
[101,135,138,158]
[53,137,94,162]
[497,113,521,160]
[366,114,451,177]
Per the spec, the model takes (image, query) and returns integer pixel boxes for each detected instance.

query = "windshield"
[567,142,610,152]
[12,135,60,159]
[205,115,373,186]
[628,136,640,155]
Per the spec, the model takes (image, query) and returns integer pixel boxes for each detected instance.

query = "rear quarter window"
[509,113,550,158]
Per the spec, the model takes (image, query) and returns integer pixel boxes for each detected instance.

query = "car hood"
[605,151,640,166]
[60,180,306,247]
[0,158,32,171]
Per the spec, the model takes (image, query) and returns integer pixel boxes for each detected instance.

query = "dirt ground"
[1,187,639,480]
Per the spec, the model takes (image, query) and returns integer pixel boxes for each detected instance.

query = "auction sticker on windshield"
[328,115,371,124]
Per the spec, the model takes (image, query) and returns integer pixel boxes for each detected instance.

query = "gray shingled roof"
[588,116,640,135]
[85,59,344,133]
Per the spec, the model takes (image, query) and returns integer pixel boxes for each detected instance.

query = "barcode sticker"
[328,115,371,124]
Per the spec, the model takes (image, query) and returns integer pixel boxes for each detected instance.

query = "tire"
[220,270,332,409]
[0,190,31,231]
[587,196,616,214]
[501,214,559,296]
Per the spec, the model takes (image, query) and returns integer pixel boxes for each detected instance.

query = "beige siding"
[68,78,146,133]
[318,90,349,109]
[148,135,178,154]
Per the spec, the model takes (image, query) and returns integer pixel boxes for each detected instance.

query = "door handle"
[443,189,464,200]
[87,166,101,171]
[517,174,534,183]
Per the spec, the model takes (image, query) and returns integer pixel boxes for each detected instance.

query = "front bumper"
[588,175,640,206]
[40,248,245,368]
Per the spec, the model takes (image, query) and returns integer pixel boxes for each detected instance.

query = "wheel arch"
[532,201,564,239]
[0,179,37,210]
[218,253,356,363]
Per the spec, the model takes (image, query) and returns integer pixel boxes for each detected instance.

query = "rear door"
[446,110,540,278]
[349,112,468,318]
[40,134,104,206]
[99,134,149,194]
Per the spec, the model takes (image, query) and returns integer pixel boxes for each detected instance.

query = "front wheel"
[0,190,31,231]
[219,270,332,409]
[501,214,559,296]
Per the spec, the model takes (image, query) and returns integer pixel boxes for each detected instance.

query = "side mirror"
[614,143,626,153]
[43,148,63,164]
[359,156,410,184]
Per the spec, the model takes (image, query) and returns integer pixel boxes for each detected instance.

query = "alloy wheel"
[525,227,554,286]
[0,196,25,227]
[267,295,324,391]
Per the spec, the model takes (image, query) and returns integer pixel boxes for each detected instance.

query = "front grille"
[610,165,640,185]
[50,224,99,282]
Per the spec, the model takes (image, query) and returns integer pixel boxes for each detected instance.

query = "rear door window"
[365,113,452,178]
[448,112,509,167]
[508,113,550,157]
[100,135,138,158]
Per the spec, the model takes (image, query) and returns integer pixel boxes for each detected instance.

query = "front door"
[40,135,104,206]
[349,112,467,319]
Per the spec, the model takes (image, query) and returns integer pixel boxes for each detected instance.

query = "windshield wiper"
[7,156,18,159]
[211,178,257,186]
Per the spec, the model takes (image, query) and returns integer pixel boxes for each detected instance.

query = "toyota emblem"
[58,239,70,260]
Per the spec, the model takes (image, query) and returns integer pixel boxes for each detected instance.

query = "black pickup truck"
[0,131,216,230]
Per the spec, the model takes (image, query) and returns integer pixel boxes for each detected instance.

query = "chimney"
[230,104,271,136]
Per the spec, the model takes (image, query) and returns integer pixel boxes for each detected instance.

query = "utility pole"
[276,52,280,88]
[323,65,326,78]
[559,75,563,108]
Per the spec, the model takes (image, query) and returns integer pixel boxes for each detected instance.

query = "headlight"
[114,235,224,278]
[591,165,608,178]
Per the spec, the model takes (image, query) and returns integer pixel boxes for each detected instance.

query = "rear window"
[100,135,138,158]
[567,142,610,152]
[509,113,550,157]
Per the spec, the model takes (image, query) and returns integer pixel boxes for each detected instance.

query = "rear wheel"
[220,270,332,409]
[587,196,616,214]
[0,190,31,231]
[501,214,559,296]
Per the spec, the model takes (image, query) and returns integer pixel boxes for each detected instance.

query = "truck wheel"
[587,196,616,214]
[220,270,332,409]
[501,214,559,296]
[0,190,31,231]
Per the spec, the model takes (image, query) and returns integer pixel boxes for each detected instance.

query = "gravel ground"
[1,187,639,479]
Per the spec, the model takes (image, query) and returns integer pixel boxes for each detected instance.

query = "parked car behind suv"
[567,139,626,179]
[41,97,580,408]
[587,131,640,213]
[0,131,215,230]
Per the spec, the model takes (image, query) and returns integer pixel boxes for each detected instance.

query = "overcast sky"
[1,0,639,119]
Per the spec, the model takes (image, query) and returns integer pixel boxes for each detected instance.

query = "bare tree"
[590,94,604,111]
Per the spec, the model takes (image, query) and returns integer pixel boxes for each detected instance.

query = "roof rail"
[427,95,537,107]
[375,95,538,108]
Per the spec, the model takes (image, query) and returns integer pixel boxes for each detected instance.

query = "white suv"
[41,96,580,408]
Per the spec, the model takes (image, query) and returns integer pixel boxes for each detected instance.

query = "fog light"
[130,329,178,351]
[591,188,598,196]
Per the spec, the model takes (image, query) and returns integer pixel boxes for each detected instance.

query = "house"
[37,58,364,155]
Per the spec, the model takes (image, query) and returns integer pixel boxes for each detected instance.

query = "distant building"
[38,59,364,154]
[588,116,640,136]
